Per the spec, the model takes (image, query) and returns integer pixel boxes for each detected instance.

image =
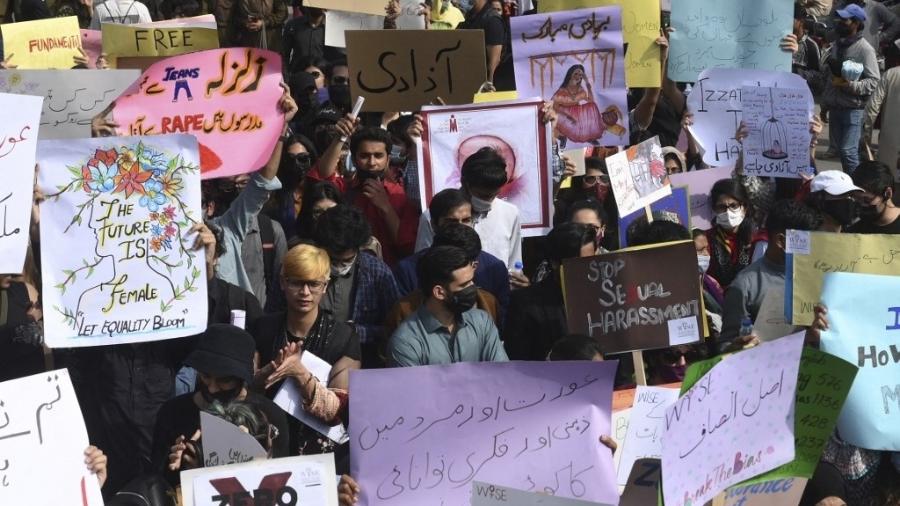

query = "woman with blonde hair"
[251,243,361,472]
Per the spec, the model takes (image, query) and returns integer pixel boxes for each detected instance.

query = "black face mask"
[199,381,243,404]
[328,84,352,112]
[836,23,853,37]
[857,194,887,219]
[288,152,312,177]
[823,198,860,227]
[447,284,478,314]
[356,168,385,183]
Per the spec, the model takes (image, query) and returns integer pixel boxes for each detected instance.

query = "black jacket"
[502,274,568,361]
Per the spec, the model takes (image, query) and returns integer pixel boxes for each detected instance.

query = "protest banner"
[719,478,808,506]
[606,136,671,219]
[81,29,101,68]
[618,459,661,506]
[112,47,284,178]
[785,230,900,325]
[741,87,812,178]
[101,14,219,63]
[416,98,553,236]
[0,93,42,274]
[471,481,612,505]
[510,7,629,148]
[561,240,704,354]
[181,454,338,506]
[661,333,804,506]
[0,369,103,506]
[618,186,690,248]
[821,272,900,450]
[349,361,619,505]
[274,351,349,444]
[0,69,140,139]
[200,411,268,468]
[38,134,208,347]
[668,0,793,83]
[537,0,661,88]
[325,11,384,48]
[686,69,812,168]
[0,16,82,69]
[306,0,385,16]
[615,386,678,487]
[752,289,798,342]
[346,30,486,112]
[668,166,732,230]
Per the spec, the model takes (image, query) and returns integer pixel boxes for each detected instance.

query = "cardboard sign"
[112,47,284,178]
[181,454,338,506]
[471,481,613,505]
[821,272,900,450]
[0,69,140,139]
[606,136,672,217]
[416,98,553,236]
[1,16,82,69]
[510,7,629,148]
[200,411,268,468]
[306,0,385,16]
[618,186,690,248]
[537,0,661,88]
[668,166,732,230]
[102,14,219,61]
[661,333,804,506]
[561,240,704,353]
[0,93,42,274]
[346,30,486,112]
[741,87,812,178]
[349,361,619,506]
[38,134,208,347]
[669,0,792,82]
[785,230,900,325]
[0,369,103,506]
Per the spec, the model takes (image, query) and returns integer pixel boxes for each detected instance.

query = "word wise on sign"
[345,30,487,112]
[561,240,704,354]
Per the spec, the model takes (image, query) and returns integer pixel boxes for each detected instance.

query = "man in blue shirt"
[388,245,508,366]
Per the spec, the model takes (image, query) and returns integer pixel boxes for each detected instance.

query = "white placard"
[325,10,384,48]
[0,92,42,274]
[396,0,426,29]
[471,481,613,505]
[606,136,672,217]
[753,289,799,342]
[667,316,700,346]
[0,369,103,506]
[785,229,810,255]
[611,407,631,491]
[200,411,268,467]
[273,351,349,444]
[741,87,812,179]
[616,386,679,487]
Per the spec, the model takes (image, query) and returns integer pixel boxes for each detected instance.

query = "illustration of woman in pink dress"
[552,65,604,147]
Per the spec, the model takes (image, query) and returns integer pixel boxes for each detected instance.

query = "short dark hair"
[205,220,226,258]
[460,147,509,191]
[417,245,471,297]
[314,204,371,254]
[548,334,603,361]
[429,188,470,227]
[584,156,608,174]
[567,199,608,225]
[434,223,482,261]
[627,218,691,247]
[765,199,822,236]
[545,222,596,264]
[851,161,894,195]
[349,127,392,158]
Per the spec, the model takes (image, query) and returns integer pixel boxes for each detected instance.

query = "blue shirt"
[387,306,509,367]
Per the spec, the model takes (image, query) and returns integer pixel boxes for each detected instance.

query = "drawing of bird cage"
[761,88,788,160]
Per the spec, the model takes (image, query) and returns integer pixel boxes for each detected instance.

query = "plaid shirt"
[350,252,401,344]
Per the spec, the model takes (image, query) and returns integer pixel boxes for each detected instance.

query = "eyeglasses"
[288,152,312,164]
[283,278,327,293]
[712,202,743,213]
[583,175,609,185]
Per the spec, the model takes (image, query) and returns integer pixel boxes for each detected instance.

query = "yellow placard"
[1,16,82,69]
[789,231,900,325]
[472,91,519,103]
[538,0,662,88]
[102,22,219,60]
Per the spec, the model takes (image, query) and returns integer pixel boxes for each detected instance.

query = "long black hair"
[294,181,344,240]
[709,178,753,243]
[558,64,588,91]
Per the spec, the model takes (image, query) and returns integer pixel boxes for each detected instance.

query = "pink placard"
[80,30,101,68]
[113,47,283,179]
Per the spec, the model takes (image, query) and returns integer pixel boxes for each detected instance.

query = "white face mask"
[697,254,710,274]
[716,207,745,229]
[331,256,356,277]
[470,195,493,214]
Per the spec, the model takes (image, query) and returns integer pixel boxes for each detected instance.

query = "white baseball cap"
[810,170,863,196]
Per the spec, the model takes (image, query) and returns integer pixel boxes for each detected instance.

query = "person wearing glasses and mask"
[704,178,767,287]
[251,244,360,469]
[806,170,866,232]
[265,134,318,235]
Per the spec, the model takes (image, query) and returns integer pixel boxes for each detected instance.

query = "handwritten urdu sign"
[0,16,82,69]
[0,69,140,139]
[606,136,671,217]
[821,272,900,450]
[113,48,284,178]
[0,93,42,274]
[616,386,679,487]
[200,411,267,468]
[181,454,338,506]
[510,7,629,148]
[38,134,208,347]
[346,30,486,112]
[349,361,619,506]
[0,369,103,506]
[741,87,812,178]
[668,0,793,82]
[561,240,703,354]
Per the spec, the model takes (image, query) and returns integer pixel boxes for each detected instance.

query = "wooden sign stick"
[632,205,654,386]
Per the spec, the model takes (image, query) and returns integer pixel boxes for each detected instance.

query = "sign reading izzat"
[346,30,487,112]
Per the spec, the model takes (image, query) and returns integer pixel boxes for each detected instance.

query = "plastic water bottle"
[739,317,753,337]
[509,261,524,277]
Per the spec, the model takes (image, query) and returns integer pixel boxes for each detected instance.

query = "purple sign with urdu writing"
[661,333,804,506]
[349,361,618,506]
